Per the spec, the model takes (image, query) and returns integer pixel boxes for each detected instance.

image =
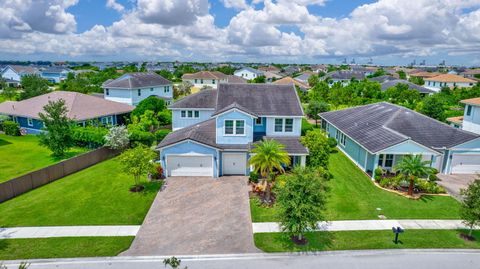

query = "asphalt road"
[3,250,480,269]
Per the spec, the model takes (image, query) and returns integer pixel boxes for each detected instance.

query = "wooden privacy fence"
[0,147,119,203]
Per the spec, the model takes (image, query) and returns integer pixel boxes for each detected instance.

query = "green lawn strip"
[0,157,161,226]
[254,230,480,252]
[251,150,461,222]
[0,134,87,183]
[0,236,134,260]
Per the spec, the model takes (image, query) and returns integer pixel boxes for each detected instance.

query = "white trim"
[273,118,295,133]
[377,140,441,155]
[214,108,258,119]
[222,152,247,176]
[447,137,480,150]
[101,84,172,90]
[169,108,215,111]
[27,118,33,127]
[223,119,246,136]
[158,139,219,151]
[264,115,303,118]
[165,154,214,177]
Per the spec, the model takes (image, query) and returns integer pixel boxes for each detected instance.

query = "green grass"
[0,134,87,183]
[0,157,162,226]
[0,237,134,260]
[254,230,480,252]
[251,151,461,222]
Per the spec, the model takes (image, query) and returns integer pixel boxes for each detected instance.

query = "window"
[150,88,154,91]
[225,120,234,135]
[164,86,169,93]
[255,117,262,125]
[195,79,198,83]
[181,110,186,118]
[101,116,113,126]
[181,110,199,118]
[212,79,216,84]
[27,118,33,127]
[200,79,203,84]
[467,105,472,116]
[137,89,141,96]
[274,118,283,132]
[340,132,346,146]
[188,111,193,118]
[285,118,293,132]
[194,111,199,118]
[105,89,109,96]
[224,120,245,135]
[385,154,394,167]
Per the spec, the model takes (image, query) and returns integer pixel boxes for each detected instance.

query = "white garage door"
[451,154,480,174]
[166,155,213,177]
[222,153,247,175]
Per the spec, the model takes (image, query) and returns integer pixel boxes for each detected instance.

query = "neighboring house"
[273,76,310,91]
[102,72,173,106]
[424,74,477,92]
[380,79,435,95]
[281,66,301,76]
[311,64,328,74]
[234,67,264,80]
[0,91,133,134]
[320,102,480,175]
[461,69,480,80]
[351,65,376,76]
[258,65,281,74]
[158,84,307,178]
[181,71,228,92]
[225,75,248,84]
[0,65,40,84]
[264,71,282,82]
[294,72,313,84]
[408,71,440,79]
[326,71,366,86]
[369,75,397,83]
[40,67,72,83]
[447,97,480,134]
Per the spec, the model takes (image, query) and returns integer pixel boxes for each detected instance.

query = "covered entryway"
[451,154,480,174]
[222,153,247,175]
[166,155,213,177]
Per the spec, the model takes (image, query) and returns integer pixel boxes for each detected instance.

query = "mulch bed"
[129,185,145,192]
[291,235,308,245]
[459,233,476,242]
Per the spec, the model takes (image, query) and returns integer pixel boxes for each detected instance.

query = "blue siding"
[381,140,436,155]
[326,123,367,170]
[215,110,254,145]
[171,110,214,130]
[160,141,219,177]
[366,152,375,172]
[253,117,266,133]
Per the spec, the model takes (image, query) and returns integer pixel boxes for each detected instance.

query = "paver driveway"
[123,176,258,256]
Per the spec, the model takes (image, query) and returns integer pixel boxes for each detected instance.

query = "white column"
[300,155,306,167]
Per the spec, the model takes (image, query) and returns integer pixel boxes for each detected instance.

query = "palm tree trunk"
[408,176,414,196]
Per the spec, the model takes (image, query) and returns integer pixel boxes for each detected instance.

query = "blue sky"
[0,0,479,66]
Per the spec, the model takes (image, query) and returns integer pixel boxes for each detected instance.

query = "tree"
[306,101,329,126]
[460,179,480,238]
[105,125,130,150]
[131,96,166,118]
[250,76,266,83]
[408,76,424,86]
[421,95,445,121]
[38,99,75,157]
[300,129,331,169]
[308,74,319,87]
[276,167,329,244]
[308,81,329,102]
[249,139,290,203]
[118,145,157,191]
[176,81,193,98]
[20,75,49,100]
[397,70,407,79]
[394,154,434,196]
[1,86,17,100]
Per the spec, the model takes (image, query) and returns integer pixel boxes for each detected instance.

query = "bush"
[301,118,314,136]
[327,137,337,151]
[374,167,383,182]
[249,171,259,183]
[72,126,108,148]
[131,96,166,118]
[416,179,446,194]
[3,120,20,136]
[379,175,402,189]
[300,129,331,169]
[129,129,156,146]
[158,110,172,126]
[155,129,171,142]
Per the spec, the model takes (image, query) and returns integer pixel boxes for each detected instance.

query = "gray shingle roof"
[369,75,397,83]
[320,102,479,153]
[215,83,303,116]
[102,72,171,89]
[381,80,435,94]
[329,71,365,80]
[168,90,217,109]
[211,102,258,117]
[260,136,309,154]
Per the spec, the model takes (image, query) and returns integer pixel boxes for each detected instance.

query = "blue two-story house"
[0,91,134,134]
[447,97,480,135]
[40,67,72,83]
[157,84,308,178]
[320,102,480,175]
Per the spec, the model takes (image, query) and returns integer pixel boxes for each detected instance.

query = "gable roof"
[329,71,365,80]
[211,102,258,117]
[0,91,134,121]
[215,83,303,116]
[369,75,397,83]
[235,67,264,75]
[425,74,476,83]
[380,79,435,94]
[168,90,217,109]
[409,71,440,78]
[460,97,480,106]
[273,76,310,89]
[2,65,39,75]
[181,71,228,80]
[226,75,247,83]
[102,72,171,89]
[320,102,479,153]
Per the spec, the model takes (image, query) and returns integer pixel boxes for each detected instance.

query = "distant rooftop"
[102,72,171,89]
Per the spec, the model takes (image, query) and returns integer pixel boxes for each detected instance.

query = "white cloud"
[222,0,249,9]
[106,0,125,12]
[137,0,209,26]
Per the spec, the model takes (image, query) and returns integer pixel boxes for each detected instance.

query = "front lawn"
[0,237,134,260]
[254,230,480,252]
[0,157,162,226]
[251,150,461,222]
[0,134,87,183]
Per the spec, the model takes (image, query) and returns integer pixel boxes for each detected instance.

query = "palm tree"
[394,154,434,196]
[249,139,290,203]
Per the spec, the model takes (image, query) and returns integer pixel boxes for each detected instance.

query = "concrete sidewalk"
[252,220,468,233]
[0,225,140,239]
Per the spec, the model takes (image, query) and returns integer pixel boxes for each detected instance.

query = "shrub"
[129,129,156,146]
[72,126,108,148]
[131,96,166,118]
[249,171,259,183]
[105,125,129,150]
[301,118,314,136]
[327,137,337,151]
[300,129,331,169]
[416,180,446,194]
[3,120,20,136]
[155,129,171,142]
[374,167,383,182]
[158,110,172,126]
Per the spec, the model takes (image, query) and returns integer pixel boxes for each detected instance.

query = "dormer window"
[225,120,245,135]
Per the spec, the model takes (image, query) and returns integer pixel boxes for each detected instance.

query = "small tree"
[131,96,166,118]
[20,75,49,100]
[305,101,329,126]
[38,99,74,157]
[176,81,193,97]
[276,167,328,244]
[105,125,130,150]
[118,145,157,191]
[1,87,17,100]
[394,154,434,196]
[460,179,480,238]
[300,129,331,169]
[421,95,445,121]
